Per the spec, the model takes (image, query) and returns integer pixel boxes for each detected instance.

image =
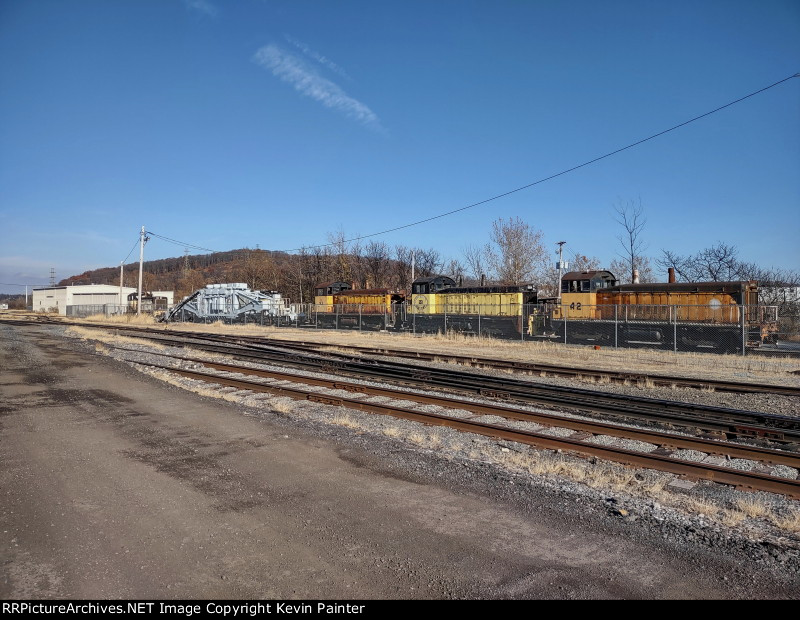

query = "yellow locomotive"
[409,276,538,337]
[313,281,405,330]
[537,270,776,352]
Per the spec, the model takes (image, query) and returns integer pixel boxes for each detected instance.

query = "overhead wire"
[120,238,140,265]
[143,72,798,258]
[144,231,218,254]
[269,72,798,253]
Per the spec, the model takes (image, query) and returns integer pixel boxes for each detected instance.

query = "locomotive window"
[561,281,570,293]
[581,280,590,292]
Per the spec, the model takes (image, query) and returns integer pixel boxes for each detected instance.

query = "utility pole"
[119,261,124,307]
[411,252,415,283]
[556,241,567,302]
[137,226,149,316]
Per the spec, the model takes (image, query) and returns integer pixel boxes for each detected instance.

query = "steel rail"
[6,317,797,395]
[131,359,800,498]
[124,348,800,468]
[7,319,799,441]
[68,326,800,443]
[232,335,800,397]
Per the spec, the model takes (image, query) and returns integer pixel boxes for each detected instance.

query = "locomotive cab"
[411,276,457,314]
[314,281,351,312]
[557,270,617,319]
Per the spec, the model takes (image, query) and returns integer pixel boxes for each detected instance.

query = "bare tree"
[569,253,602,273]
[235,249,276,290]
[349,238,366,288]
[308,245,333,287]
[327,229,353,284]
[657,242,741,283]
[413,248,442,278]
[610,255,655,283]
[485,217,547,285]
[442,259,466,285]
[613,198,648,284]
[697,242,740,281]
[393,245,414,291]
[462,244,489,283]
[655,249,694,282]
[364,240,391,288]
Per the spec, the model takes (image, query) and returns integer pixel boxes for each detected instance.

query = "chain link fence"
[537,304,779,355]
[66,304,132,318]
[159,301,788,355]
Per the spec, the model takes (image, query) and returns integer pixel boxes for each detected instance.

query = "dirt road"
[1,324,796,599]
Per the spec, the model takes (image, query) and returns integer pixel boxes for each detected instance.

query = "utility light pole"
[137,226,149,316]
[556,241,567,301]
[119,261,124,308]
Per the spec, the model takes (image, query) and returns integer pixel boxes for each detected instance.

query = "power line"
[141,73,798,259]
[268,72,796,253]
[120,238,141,264]
[145,232,218,254]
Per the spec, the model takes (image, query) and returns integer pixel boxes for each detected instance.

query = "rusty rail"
[131,358,800,498]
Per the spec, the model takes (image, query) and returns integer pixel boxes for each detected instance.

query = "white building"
[32,284,174,316]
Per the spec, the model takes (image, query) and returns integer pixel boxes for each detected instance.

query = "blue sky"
[1,0,798,293]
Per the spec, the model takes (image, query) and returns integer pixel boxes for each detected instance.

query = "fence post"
[741,304,746,356]
[563,304,567,345]
[359,304,362,332]
[444,305,447,336]
[673,305,677,353]
[614,304,618,348]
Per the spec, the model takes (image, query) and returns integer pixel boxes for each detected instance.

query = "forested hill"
[57,244,440,304]
[59,249,297,301]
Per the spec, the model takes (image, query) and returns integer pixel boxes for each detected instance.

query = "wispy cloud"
[253,44,382,131]
[284,35,351,81]
[183,0,217,17]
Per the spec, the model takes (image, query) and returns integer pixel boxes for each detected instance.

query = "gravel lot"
[2,322,799,599]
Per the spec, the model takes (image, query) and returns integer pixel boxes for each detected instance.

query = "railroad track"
[4,317,798,395]
[27,321,794,448]
[6,318,799,497]
[6,319,800,442]
[252,337,800,397]
[125,352,800,499]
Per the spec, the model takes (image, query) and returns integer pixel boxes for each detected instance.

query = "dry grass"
[66,325,166,350]
[769,510,800,533]
[719,509,747,527]
[270,397,297,414]
[491,447,800,535]
[733,495,771,519]
[331,412,364,430]
[381,426,403,438]
[83,313,159,325]
[640,477,668,499]
[682,496,721,518]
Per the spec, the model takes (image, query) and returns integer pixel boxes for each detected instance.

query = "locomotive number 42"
[569,302,582,310]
